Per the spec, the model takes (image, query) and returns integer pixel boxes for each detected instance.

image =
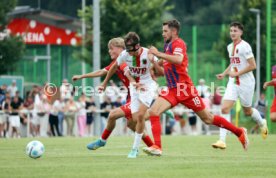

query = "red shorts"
[271,98,276,112]
[160,84,205,112]
[120,101,132,120]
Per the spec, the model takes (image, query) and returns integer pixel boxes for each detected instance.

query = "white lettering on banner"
[20,32,45,43]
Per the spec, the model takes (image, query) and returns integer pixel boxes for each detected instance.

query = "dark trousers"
[49,114,62,136]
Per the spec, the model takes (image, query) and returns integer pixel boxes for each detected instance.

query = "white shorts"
[130,81,157,114]
[223,81,255,107]
[0,113,6,124]
[9,115,20,128]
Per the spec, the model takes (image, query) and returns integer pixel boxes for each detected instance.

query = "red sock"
[213,115,242,137]
[101,129,112,140]
[150,115,162,148]
[142,135,154,147]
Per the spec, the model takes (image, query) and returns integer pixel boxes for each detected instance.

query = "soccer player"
[99,32,159,158]
[263,65,276,122]
[142,19,249,156]
[72,37,154,150]
[212,22,268,149]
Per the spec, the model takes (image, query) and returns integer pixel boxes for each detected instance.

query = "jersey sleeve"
[243,43,254,60]
[104,61,115,71]
[119,62,128,72]
[172,40,185,57]
[117,50,127,66]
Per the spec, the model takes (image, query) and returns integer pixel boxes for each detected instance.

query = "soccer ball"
[26,140,45,159]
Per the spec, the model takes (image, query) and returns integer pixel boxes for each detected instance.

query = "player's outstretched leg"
[197,109,249,151]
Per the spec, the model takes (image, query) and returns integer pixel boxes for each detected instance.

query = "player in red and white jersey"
[72,37,154,150]
[212,22,268,149]
[142,19,250,156]
[263,65,276,122]
[99,32,159,158]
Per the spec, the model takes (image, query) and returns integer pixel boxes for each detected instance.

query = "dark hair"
[124,32,140,45]
[163,19,181,33]
[230,22,244,31]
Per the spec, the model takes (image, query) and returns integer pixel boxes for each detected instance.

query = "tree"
[0,0,25,74]
[166,0,240,25]
[75,0,173,67]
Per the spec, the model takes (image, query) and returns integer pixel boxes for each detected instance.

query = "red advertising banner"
[7,18,81,46]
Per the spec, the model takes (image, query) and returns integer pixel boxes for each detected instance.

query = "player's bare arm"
[216,65,231,80]
[72,70,107,81]
[149,46,183,64]
[99,62,118,91]
[228,57,256,78]
[263,79,276,89]
[148,53,164,76]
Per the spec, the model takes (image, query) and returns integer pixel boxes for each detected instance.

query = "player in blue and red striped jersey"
[142,19,249,156]
[72,37,153,150]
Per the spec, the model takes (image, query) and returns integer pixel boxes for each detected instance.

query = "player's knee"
[148,109,159,116]
[201,112,213,125]
[136,112,145,122]
[127,120,136,130]
[108,110,117,121]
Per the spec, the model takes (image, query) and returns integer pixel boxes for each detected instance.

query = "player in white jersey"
[212,22,268,149]
[99,32,159,158]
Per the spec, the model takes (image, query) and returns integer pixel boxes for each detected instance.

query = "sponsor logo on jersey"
[129,67,147,76]
[230,57,240,64]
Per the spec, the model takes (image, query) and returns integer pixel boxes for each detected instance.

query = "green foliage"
[0,36,25,74]
[0,0,17,27]
[167,0,240,25]
[75,0,173,67]
[0,0,25,75]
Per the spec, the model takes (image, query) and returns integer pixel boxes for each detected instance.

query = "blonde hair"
[108,37,125,49]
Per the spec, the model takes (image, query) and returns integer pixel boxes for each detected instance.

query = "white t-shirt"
[117,47,158,84]
[227,40,255,85]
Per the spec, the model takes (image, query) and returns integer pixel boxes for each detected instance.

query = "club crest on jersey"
[142,59,147,65]
[236,48,239,54]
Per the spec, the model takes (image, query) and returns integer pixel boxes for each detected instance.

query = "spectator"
[7,80,18,97]
[2,95,11,137]
[36,94,51,137]
[64,97,77,136]
[49,99,62,137]
[188,111,198,135]
[60,79,72,102]
[76,93,87,137]
[196,78,210,98]
[85,96,95,136]
[9,95,23,138]
[212,87,223,115]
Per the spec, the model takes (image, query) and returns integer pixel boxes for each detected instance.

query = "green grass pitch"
[0,135,276,178]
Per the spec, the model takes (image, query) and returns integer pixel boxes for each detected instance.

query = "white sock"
[251,108,264,126]
[219,114,231,143]
[132,132,143,149]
